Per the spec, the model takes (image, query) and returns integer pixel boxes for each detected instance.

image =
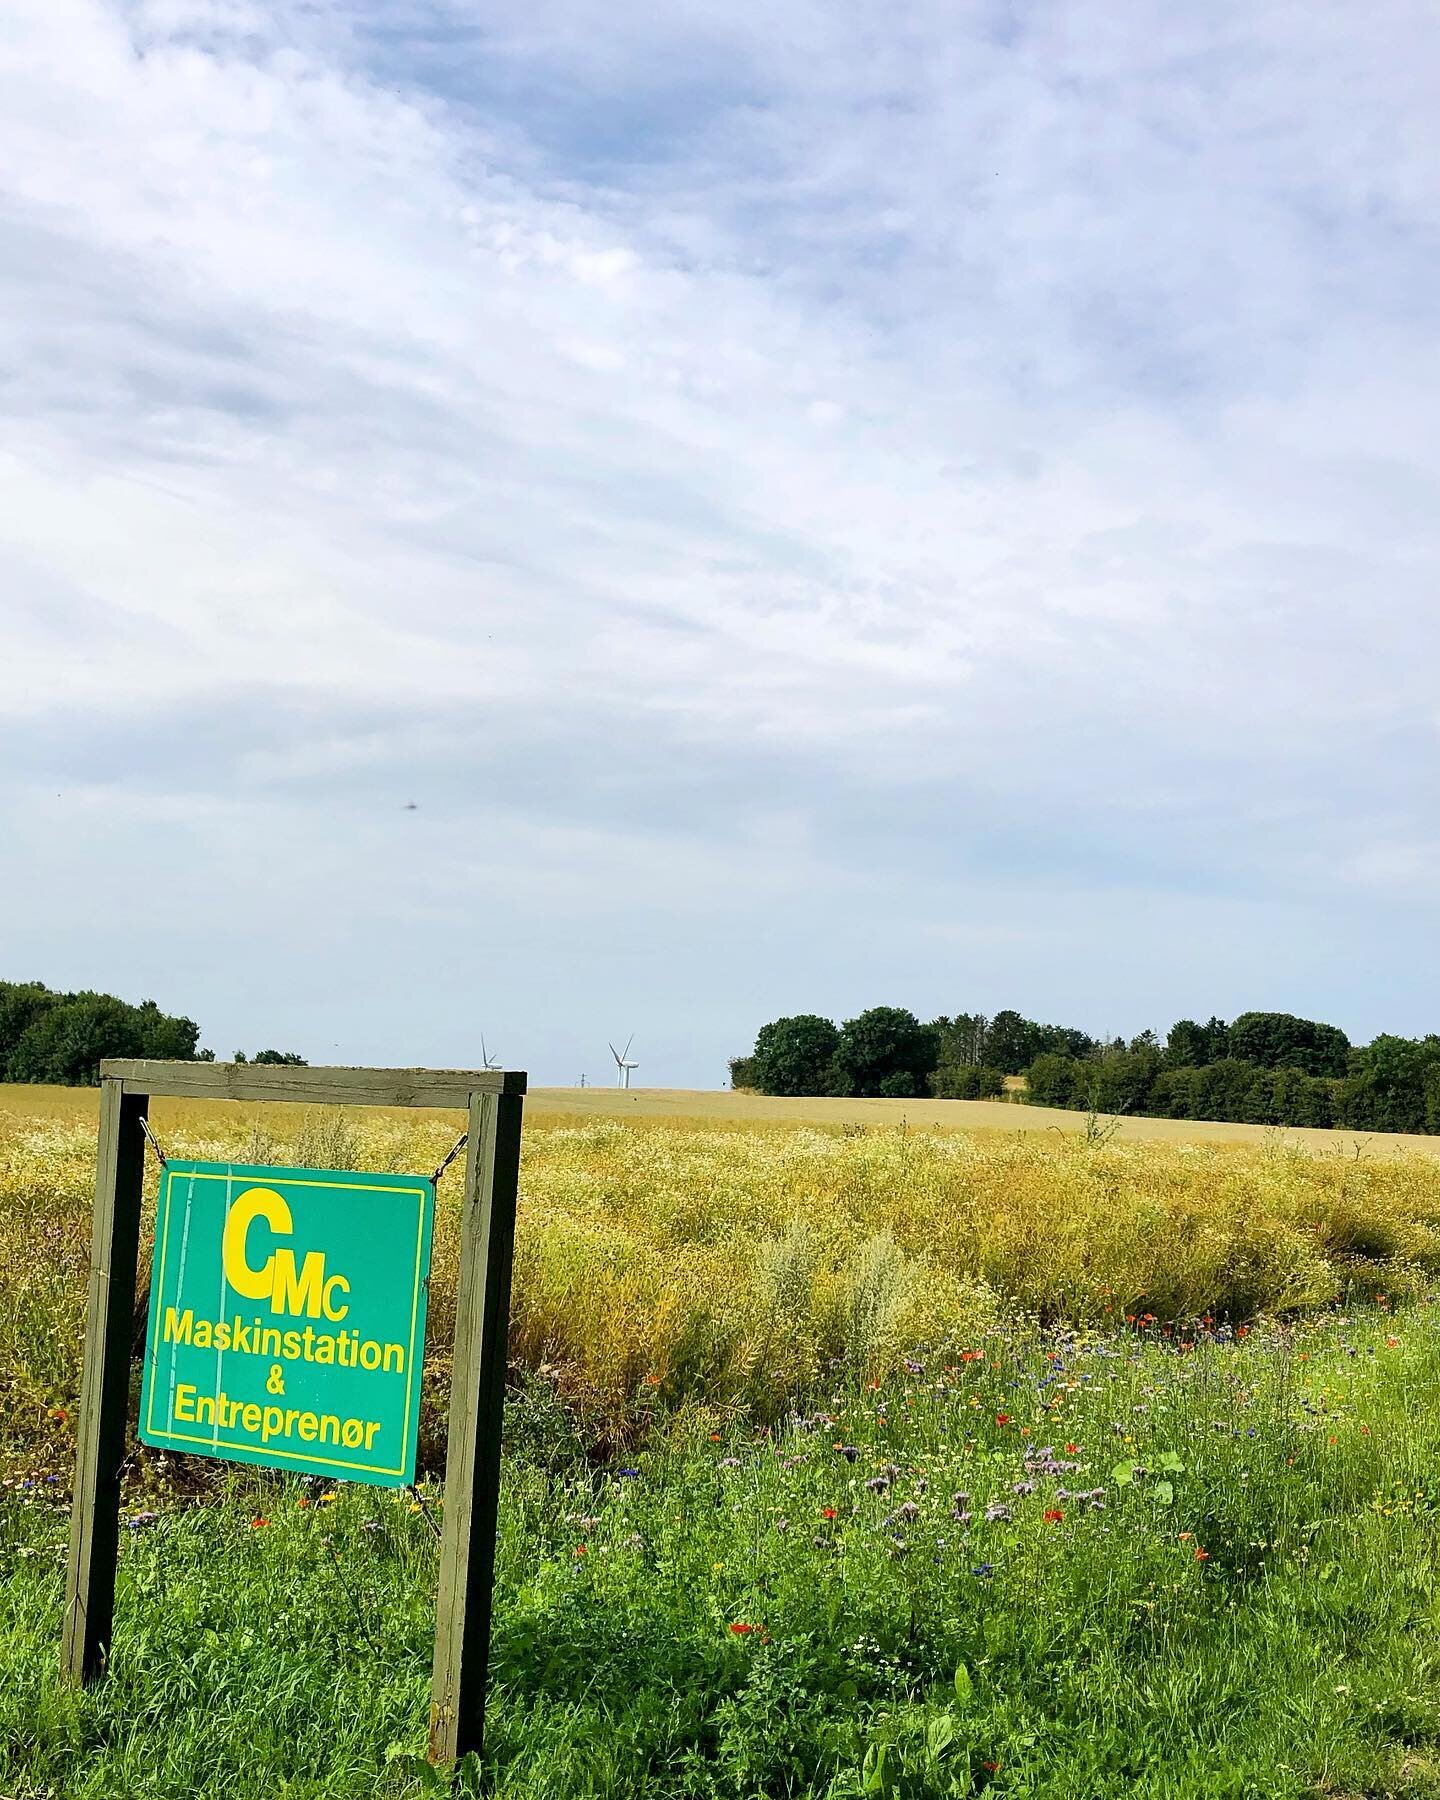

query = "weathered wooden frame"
[61,1058,526,1769]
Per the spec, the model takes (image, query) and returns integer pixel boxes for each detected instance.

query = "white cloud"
[2,0,1438,1074]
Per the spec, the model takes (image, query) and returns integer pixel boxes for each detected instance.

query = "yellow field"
[7,1083,1440,1468]
[6,1081,1438,1157]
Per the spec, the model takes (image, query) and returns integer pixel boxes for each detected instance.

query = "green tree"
[1339,1036,1435,1134]
[7,992,198,1086]
[983,1010,1037,1075]
[1086,1048,1160,1116]
[0,981,59,1078]
[931,1064,1004,1099]
[728,1054,759,1090]
[1226,1011,1349,1078]
[831,1007,939,1098]
[1165,1018,1229,1067]
[750,1015,841,1096]
[933,1013,989,1066]
[1026,1053,1082,1108]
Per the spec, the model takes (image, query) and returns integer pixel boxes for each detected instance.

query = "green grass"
[7,1309,1440,1798]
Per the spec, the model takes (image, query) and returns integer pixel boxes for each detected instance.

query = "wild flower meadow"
[4,1102,1440,1795]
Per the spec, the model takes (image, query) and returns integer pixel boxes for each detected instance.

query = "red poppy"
[728,1622,755,1635]
[1194,1547,1208,1561]
[574,1544,587,1556]
[297,1498,310,1509]
[1064,1443,1079,1454]
[821,1506,837,1520]
[1043,1508,1064,1523]
[995,1413,1010,1426]
[251,1517,269,1528]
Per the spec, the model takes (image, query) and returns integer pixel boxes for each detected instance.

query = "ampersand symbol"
[266,1363,285,1396]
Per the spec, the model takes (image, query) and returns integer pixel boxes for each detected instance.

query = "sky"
[2,0,1438,1086]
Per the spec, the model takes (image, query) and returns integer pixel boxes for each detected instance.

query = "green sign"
[139,1161,435,1486]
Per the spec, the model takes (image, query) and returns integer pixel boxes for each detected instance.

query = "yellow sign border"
[143,1167,429,1479]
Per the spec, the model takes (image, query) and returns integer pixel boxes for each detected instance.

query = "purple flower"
[864,1475,891,1493]
[983,1503,1012,1524]
[971,1562,996,1580]
[836,1445,860,1463]
[1013,1481,1035,1496]
[615,1467,641,1479]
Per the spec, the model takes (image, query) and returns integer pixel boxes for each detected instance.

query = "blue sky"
[2,0,1438,1085]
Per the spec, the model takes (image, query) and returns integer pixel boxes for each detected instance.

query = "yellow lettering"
[364,1420,381,1450]
[341,1418,364,1448]
[382,1342,404,1374]
[298,1412,318,1441]
[322,1273,350,1322]
[162,1307,194,1345]
[175,1383,196,1421]
[270,1248,326,1318]
[222,1187,292,1301]
[241,1402,262,1432]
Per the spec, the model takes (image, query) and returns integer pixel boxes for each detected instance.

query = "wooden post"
[62,1076,148,1684]
[428,1086,524,1766]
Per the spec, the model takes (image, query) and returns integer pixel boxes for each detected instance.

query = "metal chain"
[139,1117,169,1168]
[408,1483,444,1540]
[431,1131,468,1186]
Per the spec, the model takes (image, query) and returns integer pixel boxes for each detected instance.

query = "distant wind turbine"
[608,1035,639,1089]
[480,1035,500,1070]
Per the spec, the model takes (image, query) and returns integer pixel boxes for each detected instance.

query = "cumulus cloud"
[1,0,1438,1076]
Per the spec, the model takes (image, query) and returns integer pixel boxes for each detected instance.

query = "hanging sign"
[138,1161,435,1486]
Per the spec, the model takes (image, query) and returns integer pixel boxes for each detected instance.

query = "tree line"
[0,980,305,1086]
[728,1006,1093,1101]
[730,1007,1440,1135]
